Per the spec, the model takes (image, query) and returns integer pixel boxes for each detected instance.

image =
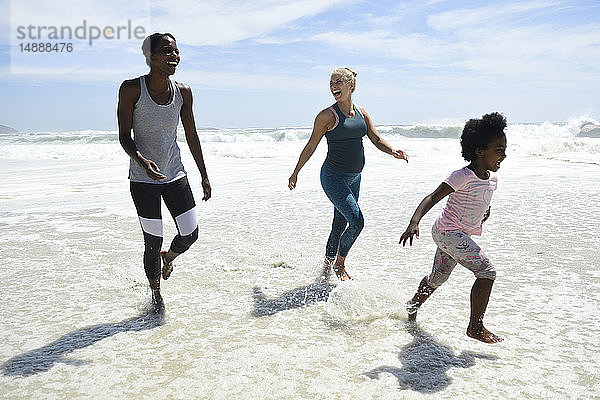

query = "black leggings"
[130,176,198,280]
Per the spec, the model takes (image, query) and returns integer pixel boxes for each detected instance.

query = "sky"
[0,0,599,131]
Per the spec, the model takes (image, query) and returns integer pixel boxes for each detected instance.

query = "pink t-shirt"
[435,166,497,236]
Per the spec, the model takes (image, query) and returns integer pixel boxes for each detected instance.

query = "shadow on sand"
[364,322,497,393]
[252,281,333,317]
[2,309,164,377]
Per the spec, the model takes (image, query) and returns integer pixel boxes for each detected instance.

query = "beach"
[1,122,599,399]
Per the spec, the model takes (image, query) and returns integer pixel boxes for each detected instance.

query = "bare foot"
[320,258,334,280]
[333,264,352,281]
[149,278,165,314]
[161,250,174,280]
[467,325,504,343]
[152,290,165,314]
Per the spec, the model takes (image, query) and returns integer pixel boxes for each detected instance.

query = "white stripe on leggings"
[175,207,198,236]
[139,217,163,237]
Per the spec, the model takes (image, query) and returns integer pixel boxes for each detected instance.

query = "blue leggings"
[320,163,364,258]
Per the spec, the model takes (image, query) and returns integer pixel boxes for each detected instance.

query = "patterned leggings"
[426,224,496,288]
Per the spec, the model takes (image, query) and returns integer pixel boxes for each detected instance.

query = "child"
[399,112,507,344]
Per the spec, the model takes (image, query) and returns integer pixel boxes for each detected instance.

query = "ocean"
[1,118,599,399]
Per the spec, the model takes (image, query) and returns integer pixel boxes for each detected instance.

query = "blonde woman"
[289,67,408,280]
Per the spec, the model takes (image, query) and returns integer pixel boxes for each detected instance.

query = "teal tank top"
[324,103,367,173]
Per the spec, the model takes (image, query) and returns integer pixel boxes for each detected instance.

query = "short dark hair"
[150,32,176,53]
[460,112,507,161]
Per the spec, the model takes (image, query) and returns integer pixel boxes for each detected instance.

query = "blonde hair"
[331,67,357,91]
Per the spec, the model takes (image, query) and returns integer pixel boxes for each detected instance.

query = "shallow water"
[1,131,599,399]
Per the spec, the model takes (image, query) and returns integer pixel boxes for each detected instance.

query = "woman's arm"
[117,79,166,180]
[288,108,335,190]
[360,106,408,162]
[179,82,211,201]
[399,182,454,246]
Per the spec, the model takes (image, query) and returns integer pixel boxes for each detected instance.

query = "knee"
[143,233,163,255]
[170,227,198,254]
[184,227,198,246]
[349,212,364,233]
[331,215,347,232]
[474,262,496,281]
[475,268,496,281]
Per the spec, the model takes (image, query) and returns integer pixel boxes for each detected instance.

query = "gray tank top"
[129,75,186,183]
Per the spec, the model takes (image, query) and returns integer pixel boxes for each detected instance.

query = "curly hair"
[141,33,176,67]
[460,112,507,161]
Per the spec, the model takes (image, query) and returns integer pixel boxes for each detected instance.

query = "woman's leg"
[130,182,164,311]
[337,172,363,257]
[161,177,198,279]
[320,165,363,279]
[324,208,347,260]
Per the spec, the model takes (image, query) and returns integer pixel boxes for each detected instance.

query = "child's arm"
[399,182,454,246]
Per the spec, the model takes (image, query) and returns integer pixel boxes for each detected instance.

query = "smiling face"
[330,73,354,101]
[477,135,507,172]
[151,36,180,75]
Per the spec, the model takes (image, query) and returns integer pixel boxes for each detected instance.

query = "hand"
[288,174,298,190]
[481,206,491,224]
[392,149,408,162]
[201,177,212,201]
[143,158,167,180]
[399,222,419,246]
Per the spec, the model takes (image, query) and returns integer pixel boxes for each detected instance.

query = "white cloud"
[309,1,600,86]
[426,1,559,31]
[150,0,351,46]
[311,30,457,64]
[10,0,152,28]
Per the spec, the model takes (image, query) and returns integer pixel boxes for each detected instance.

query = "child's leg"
[467,278,503,343]
[407,246,457,320]
[406,277,435,321]
[433,229,502,343]
[470,278,492,327]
